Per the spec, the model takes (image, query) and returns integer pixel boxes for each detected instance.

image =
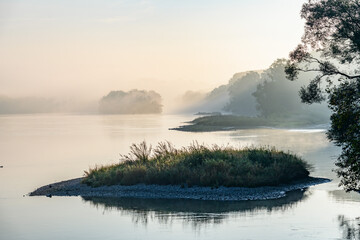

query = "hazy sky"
[0,0,305,105]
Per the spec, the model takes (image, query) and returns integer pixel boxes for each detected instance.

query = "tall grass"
[83,141,311,188]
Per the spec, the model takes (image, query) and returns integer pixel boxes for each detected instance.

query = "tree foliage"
[224,71,260,116]
[99,89,162,114]
[252,59,329,122]
[253,59,306,118]
[286,0,360,191]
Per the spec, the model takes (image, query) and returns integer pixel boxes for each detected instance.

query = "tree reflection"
[328,190,360,203]
[338,215,360,240]
[82,189,309,228]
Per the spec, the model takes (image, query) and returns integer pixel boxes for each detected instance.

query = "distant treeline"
[0,59,329,118]
[0,96,59,114]
[99,90,162,114]
[179,59,330,122]
[0,89,163,114]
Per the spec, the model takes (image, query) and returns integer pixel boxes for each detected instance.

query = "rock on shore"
[30,177,330,201]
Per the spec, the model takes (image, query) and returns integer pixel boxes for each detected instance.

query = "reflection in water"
[228,129,331,155]
[1,114,353,239]
[82,189,309,227]
[338,215,360,240]
[328,190,360,203]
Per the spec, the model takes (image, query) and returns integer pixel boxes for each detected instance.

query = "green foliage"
[83,141,311,188]
[286,0,360,191]
[328,81,360,191]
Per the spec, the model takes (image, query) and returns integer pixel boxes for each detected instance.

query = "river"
[0,114,359,240]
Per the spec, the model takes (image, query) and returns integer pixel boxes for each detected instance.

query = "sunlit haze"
[2,1,360,239]
[0,0,304,111]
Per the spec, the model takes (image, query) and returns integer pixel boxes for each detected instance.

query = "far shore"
[30,177,331,201]
[170,115,329,132]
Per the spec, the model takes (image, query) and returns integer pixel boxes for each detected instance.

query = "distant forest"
[0,89,163,115]
[179,59,330,123]
[99,90,162,114]
[0,59,329,119]
[0,96,59,114]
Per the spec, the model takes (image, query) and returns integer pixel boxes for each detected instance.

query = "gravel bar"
[30,177,331,201]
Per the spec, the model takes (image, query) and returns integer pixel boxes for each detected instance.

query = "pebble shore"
[30,177,330,201]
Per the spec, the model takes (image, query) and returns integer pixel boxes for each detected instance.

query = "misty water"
[1,114,360,240]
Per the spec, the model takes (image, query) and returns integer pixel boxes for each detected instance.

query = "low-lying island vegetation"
[82,141,311,188]
[30,141,330,201]
[171,115,329,132]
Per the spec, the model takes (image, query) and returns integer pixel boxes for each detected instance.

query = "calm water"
[0,114,359,240]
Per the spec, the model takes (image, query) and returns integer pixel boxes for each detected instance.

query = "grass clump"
[83,141,311,188]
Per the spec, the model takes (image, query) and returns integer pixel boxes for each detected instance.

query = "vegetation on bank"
[83,141,311,188]
[285,0,360,191]
[171,114,328,132]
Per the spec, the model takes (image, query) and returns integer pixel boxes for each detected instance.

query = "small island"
[171,115,329,132]
[30,141,330,201]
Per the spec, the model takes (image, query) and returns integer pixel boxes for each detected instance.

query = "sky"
[0,0,305,108]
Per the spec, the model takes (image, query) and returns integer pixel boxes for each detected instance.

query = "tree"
[253,59,307,118]
[99,90,162,114]
[224,71,260,116]
[252,59,329,122]
[285,0,360,191]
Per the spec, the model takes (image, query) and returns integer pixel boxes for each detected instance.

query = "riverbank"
[170,115,329,132]
[30,177,330,201]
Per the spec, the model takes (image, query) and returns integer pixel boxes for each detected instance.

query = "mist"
[173,70,262,115]
[0,95,97,114]
[173,87,228,114]
[0,58,330,124]
[171,59,330,125]
[0,1,306,115]
[99,90,162,114]
[0,0,328,122]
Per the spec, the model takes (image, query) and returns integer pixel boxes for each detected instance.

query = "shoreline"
[171,123,329,132]
[30,177,331,201]
[169,115,329,132]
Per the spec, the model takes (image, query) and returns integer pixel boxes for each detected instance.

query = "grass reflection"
[338,215,360,240]
[82,189,309,227]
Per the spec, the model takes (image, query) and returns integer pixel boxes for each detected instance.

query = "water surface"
[0,114,359,239]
